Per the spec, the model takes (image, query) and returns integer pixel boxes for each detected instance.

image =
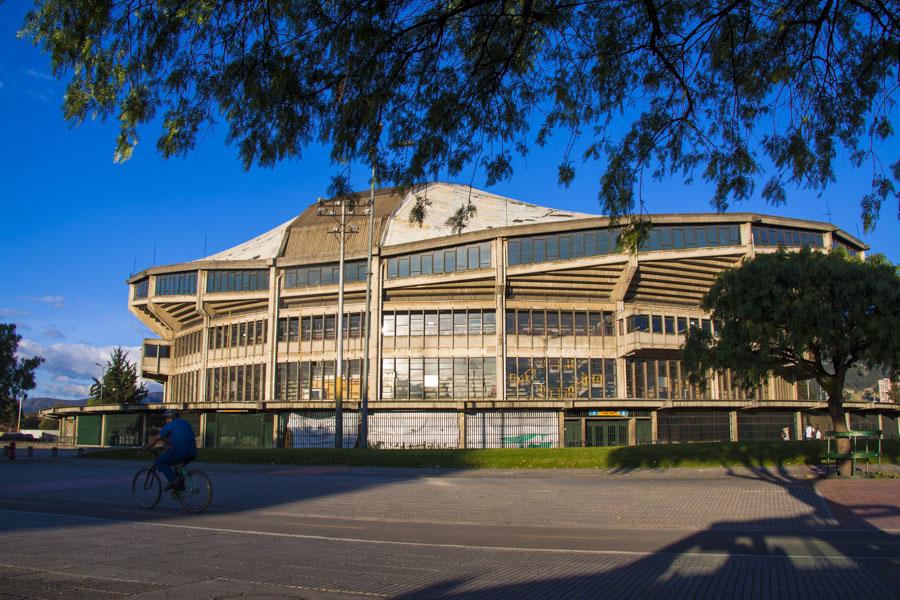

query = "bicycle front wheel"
[131,468,162,509]
[178,469,212,513]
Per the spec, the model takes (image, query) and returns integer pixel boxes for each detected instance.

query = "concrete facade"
[48,183,899,448]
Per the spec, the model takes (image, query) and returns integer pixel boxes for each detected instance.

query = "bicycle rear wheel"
[177,469,212,513]
[131,468,162,509]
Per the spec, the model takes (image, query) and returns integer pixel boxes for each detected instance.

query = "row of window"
[144,344,171,359]
[638,224,742,252]
[381,357,497,400]
[505,357,617,400]
[274,360,362,401]
[383,310,496,337]
[277,314,367,342]
[387,241,492,279]
[134,279,149,299]
[208,320,268,350]
[283,261,366,289]
[507,224,744,267]
[752,226,823,248]
[170,370,199,403]
[505,310,615,338]
[625,314,712,336]
[174,330,202,358]
[207,269,269,293]
[206,363,267,403]
[156,271,197,296]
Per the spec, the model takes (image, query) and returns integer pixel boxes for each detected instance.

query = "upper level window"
[508,228,621,266]
[133,278,149,299]
[283,261,366,288]
[156,271,197,296]
[640,224,741,251]
[752,225,823,248]
[206,269,269,293]
[386,242,491,279]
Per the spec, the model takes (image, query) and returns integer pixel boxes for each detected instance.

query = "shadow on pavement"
[391,465,900,599]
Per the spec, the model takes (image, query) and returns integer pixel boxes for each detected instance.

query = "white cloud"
[0,308,29,318]
[18,339,141,380]
[25,295,65,309]
[20,340,159,400]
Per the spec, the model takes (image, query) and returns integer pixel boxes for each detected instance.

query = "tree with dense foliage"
[89,347,147,405]
[0,324,43,430]
[683,249,900,475]
[21,1,898,230]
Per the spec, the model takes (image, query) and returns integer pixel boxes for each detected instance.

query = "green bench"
[824,430,882,476]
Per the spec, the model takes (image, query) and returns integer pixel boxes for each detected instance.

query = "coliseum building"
[52,183,900,447]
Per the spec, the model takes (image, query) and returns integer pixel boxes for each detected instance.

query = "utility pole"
[318,198,359,448]
[360,165,377,448]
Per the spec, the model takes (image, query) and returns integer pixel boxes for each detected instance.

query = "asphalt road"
[0,457,897,599]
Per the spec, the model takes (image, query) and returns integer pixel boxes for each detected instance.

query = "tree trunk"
[827,396,852,476]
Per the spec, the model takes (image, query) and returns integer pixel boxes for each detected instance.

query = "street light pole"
[360,164,376,448]
[95,362,104,404]
[318,198,358,448]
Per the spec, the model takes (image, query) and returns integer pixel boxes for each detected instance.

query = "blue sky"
[1,8,897,400]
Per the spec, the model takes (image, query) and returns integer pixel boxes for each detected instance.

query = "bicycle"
[131,447,213,513]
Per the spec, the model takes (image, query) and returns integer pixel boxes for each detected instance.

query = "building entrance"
[586,419,628,447]
[564,418,630,447]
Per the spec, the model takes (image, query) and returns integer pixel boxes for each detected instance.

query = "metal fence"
[657,410,730,443]
[883,415,899,439]
[738,411,794,441]
[369,412,459,449]
[278,411,359,448]
[465,411,559,448]
[104,414,143,447]
[850,413,880,431]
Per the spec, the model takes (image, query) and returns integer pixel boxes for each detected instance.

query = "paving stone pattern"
[0,461,897,599]
[0,512,894,600]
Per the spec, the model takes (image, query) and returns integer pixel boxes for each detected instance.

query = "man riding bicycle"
[145,409,197,491]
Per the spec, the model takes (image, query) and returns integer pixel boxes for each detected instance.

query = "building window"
[283,261,366,289]
[275,359,362,401]
[206,363,266,403]
[381,357,496,400]
[278,313,366,342]
[384,309,495,338]
[206,269,269,293]
[386,242,491,279]
[133,279,149,299]
[752,225,823,248]
[506,357,616,400]
[156,271,197,296]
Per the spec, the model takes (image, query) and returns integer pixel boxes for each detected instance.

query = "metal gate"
[76,415,102,446]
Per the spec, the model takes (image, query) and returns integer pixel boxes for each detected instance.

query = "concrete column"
[458,410,466,449]
[100,414,107,448]
[794,411,803,441]
[495,236,506,402]
[628,417,637,446]
[729,410,739,442]
[198,413,207,449]
[877,414,884,436]
[651,410,659,443]
[266,265,279,403]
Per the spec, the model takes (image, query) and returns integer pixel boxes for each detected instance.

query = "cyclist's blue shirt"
[160,418,197,456]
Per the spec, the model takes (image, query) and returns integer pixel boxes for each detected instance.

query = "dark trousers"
[155,448,197,483]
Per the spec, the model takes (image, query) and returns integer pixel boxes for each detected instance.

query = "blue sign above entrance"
[588,410,629,417]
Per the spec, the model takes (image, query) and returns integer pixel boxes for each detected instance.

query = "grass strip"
[84,439,900,470]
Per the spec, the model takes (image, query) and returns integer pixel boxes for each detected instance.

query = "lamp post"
[95,362,104,404]
[318,198,359,448]
[359,164,376,448]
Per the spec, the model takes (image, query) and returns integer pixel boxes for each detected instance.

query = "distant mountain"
[23,390,165,414]
[23,397,87,413]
